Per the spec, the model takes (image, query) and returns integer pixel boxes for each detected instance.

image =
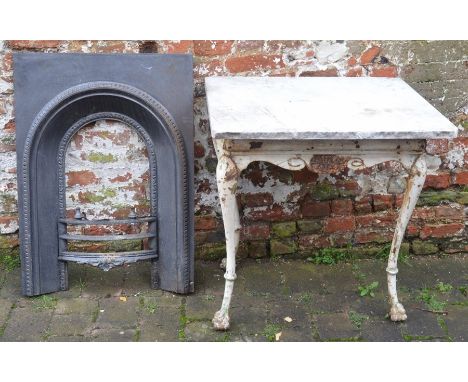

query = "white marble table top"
[205,77,458,140]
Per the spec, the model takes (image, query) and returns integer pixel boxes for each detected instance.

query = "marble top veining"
[205,77,458,140]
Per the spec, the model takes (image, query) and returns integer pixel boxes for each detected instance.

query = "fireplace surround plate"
[14,53,194,296]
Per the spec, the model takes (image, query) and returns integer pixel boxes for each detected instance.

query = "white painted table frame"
[205,77,458,330]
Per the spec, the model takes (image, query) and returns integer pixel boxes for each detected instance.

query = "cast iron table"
[205,77,458,330]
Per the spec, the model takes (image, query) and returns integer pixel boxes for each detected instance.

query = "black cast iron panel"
[14,53,194,296]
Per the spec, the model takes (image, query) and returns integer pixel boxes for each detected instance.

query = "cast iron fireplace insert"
[14,53,194,296]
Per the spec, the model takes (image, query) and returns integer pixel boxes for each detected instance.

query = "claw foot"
[389,302,407,321]
[213,310,230,330]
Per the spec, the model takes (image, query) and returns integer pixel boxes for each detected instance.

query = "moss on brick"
[272,221,297,238]
[205,157,218,174]
[457,192,468,205]
[0,234,20,271]
[101,188,117,199]
[0,235,19,249]
[80,192,106,203]
[195,243,226,260]
[87,152,117,163]
[247,241,268,258]
[80,188,117,203]
[400,242,410,258]
[309,182,340,201]
[440,240,467,254]
[417,190,459,206]
[297,219,322,233]
[412,240,439,255]
[0,194,18,213]
[0,134,15,145]
[270,238,297,256]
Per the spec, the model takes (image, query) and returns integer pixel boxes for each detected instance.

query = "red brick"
[370,66,398,77]
[194,141,205,158]
[245,204,299,222]
[234,40,265,51]
[453,170,468,185]
[346,67,363,77]
[394,194,404,208]
[355,230,394,244]
[195,215,218,231]
[454,137,468,148]
[331,199,353,216]
[412,207,435,219]
[0,143,15,153]
[96,42,126,53]
[347,56,358,66]
[433,205,464,220]
[372,194,393,211]
[298,234,330,249]
[424,173,451,189]
[194,59,223,78]
[356,212,398,228]
[2,52,13,72]
[3,120,15,131]
[66,170,99,187]
[291,168,318,184]
[8,40,62,50]
[301,200,330,218]
[193,40,233,56]
[299,67,338,77]
[354,196,373,214]
[241,192,274,207]
[420,223,464,239]
[426,139,449,155]
[324,216,355,233]
[109,172,132,183]
[308,154,349,174]
[225,54,284,73]
[165,40,193,54]
[360,46,381,65]
[335,179,361,196]
[241,222,270,240]
[0,216,18,229]
[406,225,419,237]
[330,233,354,247]
[267,40,304,51]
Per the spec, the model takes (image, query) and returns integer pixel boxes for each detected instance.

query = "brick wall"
[0,40,467,261]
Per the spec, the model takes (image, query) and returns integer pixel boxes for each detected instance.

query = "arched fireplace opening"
[61,117,155,281]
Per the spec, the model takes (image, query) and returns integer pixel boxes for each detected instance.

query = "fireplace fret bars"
[57,209,158,272]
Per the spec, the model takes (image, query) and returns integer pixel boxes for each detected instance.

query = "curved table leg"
[387,155,427,321]
[213,155,240,330]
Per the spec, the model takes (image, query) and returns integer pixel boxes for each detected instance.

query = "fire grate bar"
[59,250,158,260]
[59,216,156,225]
[58,250,158,271]
[57,209,158,270]
[59,232,156,241]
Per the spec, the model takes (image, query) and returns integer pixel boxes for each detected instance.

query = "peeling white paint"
[314,40,348,64]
